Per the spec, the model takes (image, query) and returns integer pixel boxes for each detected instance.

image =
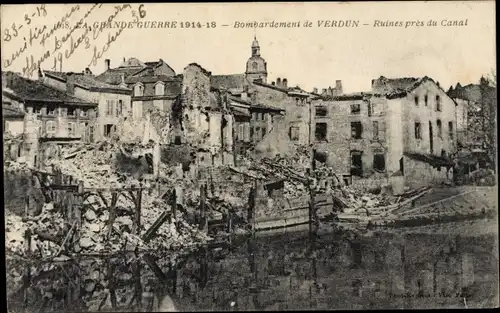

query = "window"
[68,122,76,136]
[436,95,441,111]
[351,122,362,139]
[399,157,404,175]
[315,106,328,117]
[80,122,87,140]
[414,96,419,106]
[424,94,428,106]
[134,84,144,96]
[34,106,42,115]
[373,154,386,172]
[80,109,88,117]
[350,103,360,114]
[106,100,114,116]
[414,122,422,139]
[436,120,442,138]
[315,122,327,141]
[289,126,299,141]
[236,124,244,141]
[46,121,56,134]
[116,100,123,116]
[367,101,373,117]
[295,98,299,106]
[155,83,165,96]
[67,107,76,117]
[47,106,56,115]
[350,150,363,176]
[262,127,267,138]
[448,122,453,139]
[372,121,379,140]
[89,126,94,142]
[104,124,114,137]
[174,135,182,145]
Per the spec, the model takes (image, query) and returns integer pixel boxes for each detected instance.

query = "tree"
[466,71,497,171]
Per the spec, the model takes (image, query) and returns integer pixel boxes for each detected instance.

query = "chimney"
[271,81,275,86]
[335,80,343,95]
[276,77,281,87]
[66,81,75,95]
[283,78,288,89]
[327,86,333,97]
[436,81,440,87]
[6,72,14,89]
[313,88,318,94]
[123,57,126,63]
[105,59,110,70]
[85,68,92,75]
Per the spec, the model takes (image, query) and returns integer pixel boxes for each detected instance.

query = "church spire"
[251,36,260,57]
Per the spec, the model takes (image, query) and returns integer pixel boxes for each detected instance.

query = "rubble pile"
[5,203,69,260]
[48,140,155,188]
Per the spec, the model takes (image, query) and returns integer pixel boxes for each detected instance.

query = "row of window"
[106,100,124,117]
[43,121,93,141]
[351,150,386,176]
[414,120,453,140]
[311,121,383,142]
[32,106,90,117]
[134,83,165,97]
[414,94,442,111]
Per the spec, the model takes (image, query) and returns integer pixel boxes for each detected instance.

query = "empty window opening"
[315,122,327,141]
[373,121,379,140]
[104,124,114,137]
[67,107,75,116]
[399,157,404,175]
[289,126,299,141]
[350,103,361,114]
[436,95,441,111]
[315,106,328,117]
[343,175,352,186]
[350,150,363,176]
[436,119,442,138]
[448,121,453,139]
[47,106,56,115]
[424,94,428,106]
[414,96,419,106]
[174,135,182,145]
[415,122,422,139]
[351,122,362,139]
[373,154,386,172]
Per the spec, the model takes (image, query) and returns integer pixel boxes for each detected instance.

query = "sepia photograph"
[1,1,498,311]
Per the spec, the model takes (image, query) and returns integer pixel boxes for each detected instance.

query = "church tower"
[245,36,268,83]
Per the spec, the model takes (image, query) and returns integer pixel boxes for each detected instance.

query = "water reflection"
[8,223,499,312]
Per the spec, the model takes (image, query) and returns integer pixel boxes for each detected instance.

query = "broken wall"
[403,156,451,189]
[182,64,234,166]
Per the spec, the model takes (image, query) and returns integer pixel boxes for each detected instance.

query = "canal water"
[8,219,499,312]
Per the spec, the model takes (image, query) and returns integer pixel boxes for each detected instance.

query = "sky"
[1,1,496,93]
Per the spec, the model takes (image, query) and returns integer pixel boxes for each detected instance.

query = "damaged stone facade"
[40,70,132,142]
[180,63,234,167]
[2,71,98,168]
[312,76,457,192]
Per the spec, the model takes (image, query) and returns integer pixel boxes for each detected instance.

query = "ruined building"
[40,69,132,141]
[2,71,97,168]
[311,76,457,192]
[210,36,314,158]
[95,58,182,119]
